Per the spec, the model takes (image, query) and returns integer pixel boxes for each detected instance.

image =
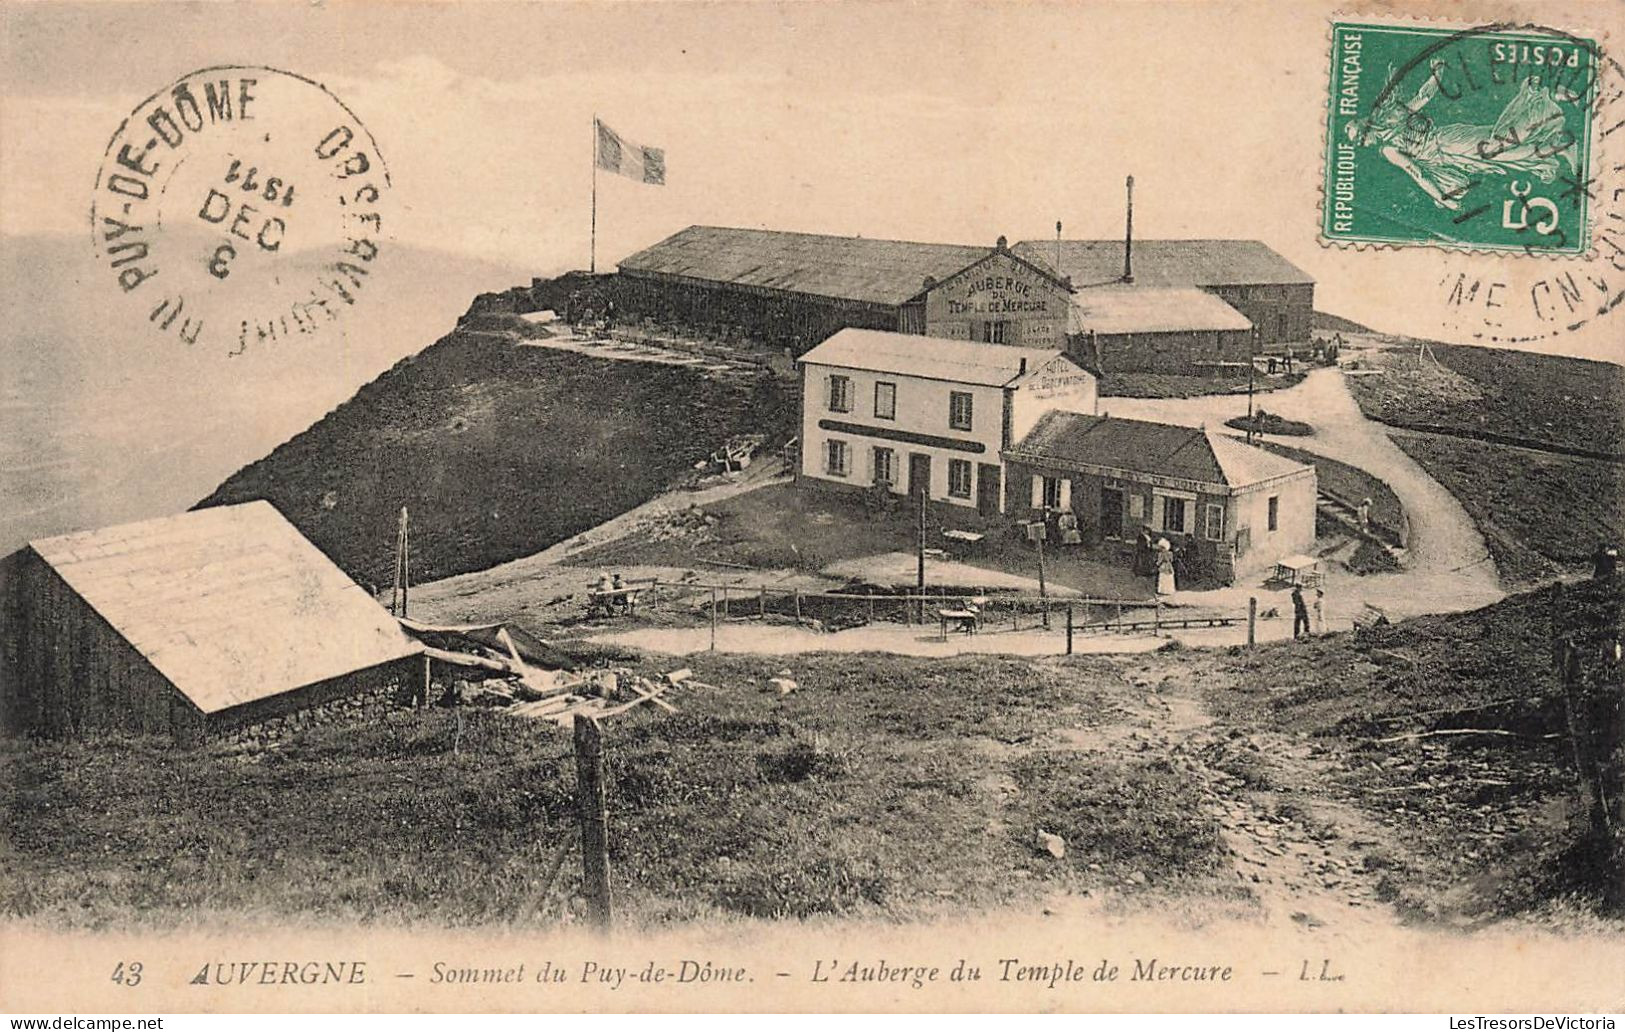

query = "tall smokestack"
[1055,220,1063,277]
[1123,175,1135,284]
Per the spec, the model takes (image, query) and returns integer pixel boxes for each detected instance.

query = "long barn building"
[613,225,1314,372]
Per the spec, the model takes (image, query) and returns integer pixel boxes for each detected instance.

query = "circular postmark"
[91,66,393,356]
[1344,22,1624,346]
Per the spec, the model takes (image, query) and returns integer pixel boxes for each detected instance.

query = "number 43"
[111,961,143,987]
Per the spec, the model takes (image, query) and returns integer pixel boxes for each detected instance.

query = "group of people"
[1133,527,1185,597]
[1290,582,1327,639]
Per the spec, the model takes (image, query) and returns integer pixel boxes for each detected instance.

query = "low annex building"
[798,328,1097,515]
[1013,238,1316,368]
[1003,411,1317,583]
[0,501,424,741]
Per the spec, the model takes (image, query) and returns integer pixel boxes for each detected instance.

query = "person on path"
[1357,497,1372,533]
[1312,586,1326,635]
[1291,584,1310,639]
[1154,538,1177,596]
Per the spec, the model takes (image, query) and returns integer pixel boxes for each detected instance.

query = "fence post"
[759,587,767,620]
[573,714,612,931]
[710,588,718,651]
[1248,596,1258,647]
[722,587,729,619]
[1115,601,1123,634]
[867,595,875,626]
[1154,597,1161,636]
[794,589,802,625]
[1066,603,1074,655]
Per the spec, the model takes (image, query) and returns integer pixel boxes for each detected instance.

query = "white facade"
[798,336,1096,514]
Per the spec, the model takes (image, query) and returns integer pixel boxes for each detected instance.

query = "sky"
[3,0,1624,361]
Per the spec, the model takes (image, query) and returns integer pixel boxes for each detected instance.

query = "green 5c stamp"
[1323,21,1600,254]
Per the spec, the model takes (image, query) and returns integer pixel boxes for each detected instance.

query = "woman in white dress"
[1154,538,1176,596]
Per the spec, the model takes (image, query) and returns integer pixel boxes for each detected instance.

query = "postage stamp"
[1322,21,1601,255]
[90,65,393,355]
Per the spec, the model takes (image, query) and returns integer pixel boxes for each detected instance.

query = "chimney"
[1122,175,1135,284]
[1055,220,1063,278]
[1018,357,1027,375]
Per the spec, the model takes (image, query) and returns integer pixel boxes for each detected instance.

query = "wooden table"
[938,608,979,640]
[587,587,641,618]
[941,529,985,557]
[1270,554,1322,589]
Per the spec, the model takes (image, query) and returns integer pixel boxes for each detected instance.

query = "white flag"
[595,119,665,185]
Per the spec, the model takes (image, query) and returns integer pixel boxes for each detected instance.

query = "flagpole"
[590,114,598,274]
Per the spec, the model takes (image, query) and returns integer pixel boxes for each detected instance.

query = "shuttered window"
[828,375,852,413]
[825,439,849,477]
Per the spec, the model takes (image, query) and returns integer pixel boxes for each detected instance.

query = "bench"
[587,587,641,618]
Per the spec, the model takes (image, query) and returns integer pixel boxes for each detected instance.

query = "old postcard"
[1,0,1622,1016]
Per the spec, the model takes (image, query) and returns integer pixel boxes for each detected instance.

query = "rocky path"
[1093,656,1399,932]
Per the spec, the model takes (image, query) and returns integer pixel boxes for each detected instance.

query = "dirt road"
[1109,366,1506,621]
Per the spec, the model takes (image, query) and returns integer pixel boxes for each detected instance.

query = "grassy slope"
[0,653,1229,930]
[1346,341,1625,454]
[1341,340,1625,584]
[1203,577,1623,917]
[197,333,796,586]
[1392,435,1624,586]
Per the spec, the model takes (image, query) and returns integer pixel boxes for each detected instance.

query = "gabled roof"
[799,328,1072,387]
[924,245,1074,296]
[1006,411,1312,489]
[1069,287,1252,335]
[28,501,421,715]
[1013,239,1314,288]
[618,225,991,306]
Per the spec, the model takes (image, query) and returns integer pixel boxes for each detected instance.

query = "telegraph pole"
[916,482,927,623]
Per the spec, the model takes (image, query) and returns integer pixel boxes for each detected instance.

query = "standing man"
[1291,584,1310,639]
[1132,525,1148,577]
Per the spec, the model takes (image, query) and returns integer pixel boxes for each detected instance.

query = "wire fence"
[590,577,1252,652]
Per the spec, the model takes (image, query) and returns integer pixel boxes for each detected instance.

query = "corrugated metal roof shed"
[1069,287,1252,335]
[1008,411,1311,488]
[1014,239,1314,288]
[28,501,421,715]
[800,328,1068,386]
[618,225,991,306]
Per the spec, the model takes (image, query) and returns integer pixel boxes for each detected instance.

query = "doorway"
[908,453,932,499]
[1100,486,1125,539]
[976,463,1002,517]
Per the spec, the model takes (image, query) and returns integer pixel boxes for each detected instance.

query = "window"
[825,439,849,477]
[948,459,973,499]
[949,391,974,430]
[981,321,1008,344]
[1267,495,1279,531]
[1032,475,1066,510]
[1128,493,1145,519]
[1162,497,1189,535]
[827,374,852,413]
[874,381,896,420]
[872,446,895,486]
[1205,503,1226,542]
